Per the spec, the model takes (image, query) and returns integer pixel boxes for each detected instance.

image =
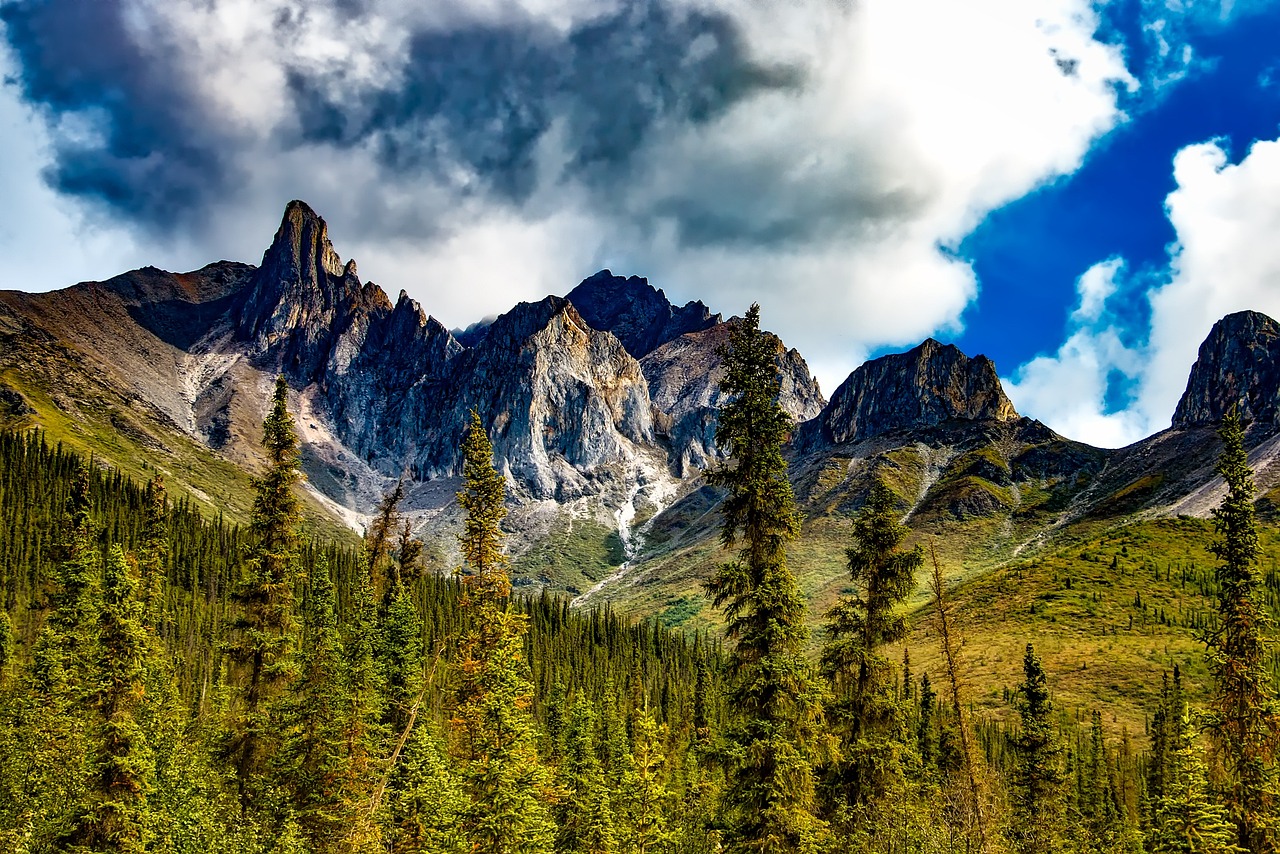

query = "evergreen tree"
[70,543,155,852]
[1011,643,1066,854]
[918,673,937,772]
[226,374,302,801]
[386,723,468,853]
[620,709,674,854]
[138,476,169,631]
[1153,708,1243,854]
[1205,411,1280,853]
[450,410,556,854]
[705,304,828,853]
[821,480,921,813]
[557,695,619,854]
[376,582,425,735]
[276,554,375,851]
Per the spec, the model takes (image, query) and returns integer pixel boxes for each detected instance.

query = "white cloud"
[1,0,1135,397]
[1009,134,1280,447]
[1005,259,1147,448]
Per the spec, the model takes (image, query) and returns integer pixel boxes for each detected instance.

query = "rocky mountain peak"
[641,317,825,475]
[808,338,1018,447]
[1172,310,1280,428]
[234,201,360,348]
[566,269,720,358]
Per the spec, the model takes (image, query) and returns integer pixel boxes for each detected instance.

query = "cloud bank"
[0,0,1134,397]
[1005,133,1280,447]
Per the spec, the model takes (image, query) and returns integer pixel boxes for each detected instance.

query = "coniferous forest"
[1,310,1278,854]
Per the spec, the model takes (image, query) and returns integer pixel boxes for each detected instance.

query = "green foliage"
[1205,411,1280,853]
[557,696,618,854]
[1011,644,1066,854]
[822,481,922,813]
[451,412,557,854]
[225,375,303,799]
[705,304,828,853]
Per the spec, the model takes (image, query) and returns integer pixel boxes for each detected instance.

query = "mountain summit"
[565,270,719,358]
[1172,310,1280,428]
[807,338,1018,447]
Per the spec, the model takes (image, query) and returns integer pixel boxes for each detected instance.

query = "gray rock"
[804,338,1017,448]
[1172,310,1280,428]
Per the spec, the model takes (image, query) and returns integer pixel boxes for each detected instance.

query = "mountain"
[800,338,1017,449]
[565,269,719,358]
[5,198,1280,618]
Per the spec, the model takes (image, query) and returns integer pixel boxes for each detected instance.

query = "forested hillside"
[1,317,1277,853]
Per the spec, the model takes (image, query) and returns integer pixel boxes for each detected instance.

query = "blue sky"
[1,0,1279,447]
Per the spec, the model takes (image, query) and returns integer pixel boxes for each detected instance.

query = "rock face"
[229,205,657,501]
[1172,310,1280,428]
[566,270,719,358]
[642,319,825,475]
[806,338,1018,447]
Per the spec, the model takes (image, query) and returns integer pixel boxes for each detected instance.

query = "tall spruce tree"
[276,554,377,851]
[821,480,922,813]
[70,544,155,852]
[1205,410,1279,854]
[226,374,302,801]
[704,304,828,853]
[1011,643,1066,854]
[138,476,169,631]
[556,695,618,854]
[1152,694,1242,853]
[450,410,556,854]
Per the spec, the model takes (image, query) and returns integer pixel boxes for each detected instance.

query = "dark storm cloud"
[0,0,239,223]
[288,2,803,201]
[0,0,802,228]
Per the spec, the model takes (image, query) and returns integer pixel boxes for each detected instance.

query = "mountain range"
[3,199,1279,633]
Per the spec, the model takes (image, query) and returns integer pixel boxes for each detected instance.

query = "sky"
[1,0,1279,449]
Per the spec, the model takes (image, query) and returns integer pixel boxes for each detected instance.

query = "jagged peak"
[811,338,1018,446]
[566,269,719,358]
[1172,309,1280,428]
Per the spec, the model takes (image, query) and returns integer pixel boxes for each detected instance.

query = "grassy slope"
[0,362,358,548]
[913,517,1280,737]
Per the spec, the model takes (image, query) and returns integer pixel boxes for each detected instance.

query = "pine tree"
[620,709,673,854]
[138,476,169,631]
[226,374,302,802]
[1153,708,1243,854]
[450,410,556,854]
[821,480,921,813]
[557,695,619,854]
[704,304,828,853]
[276,554,376,851]
[1205,411,1280,853]
[1011,643,1066,854]
[70,543,155,852]
[387,723,468,853]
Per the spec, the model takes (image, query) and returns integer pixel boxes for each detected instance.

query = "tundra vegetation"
[0,306,1277,853]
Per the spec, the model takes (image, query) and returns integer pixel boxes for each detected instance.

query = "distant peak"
[813,339,1017,446]
[1172,310,1280,428]
[566,270,718,358]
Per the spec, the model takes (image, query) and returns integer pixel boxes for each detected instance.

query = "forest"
[0,305,1277,854]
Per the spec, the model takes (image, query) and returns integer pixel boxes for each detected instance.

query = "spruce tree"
[276,554,376,851]
[620,709,673,854]
[387,723,468,853]
[704,304,828,853]
[1205,411,1279,853]
[226,374,302,801]
[821,480,921,812]
[450,410,556,854]
[557,695,619,854]
[138,476,169,631]
[71,543,155,852]
[1153,707,1243,854]
[1011,643,1066,854]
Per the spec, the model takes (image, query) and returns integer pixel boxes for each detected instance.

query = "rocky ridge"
[7,199,1280,605]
